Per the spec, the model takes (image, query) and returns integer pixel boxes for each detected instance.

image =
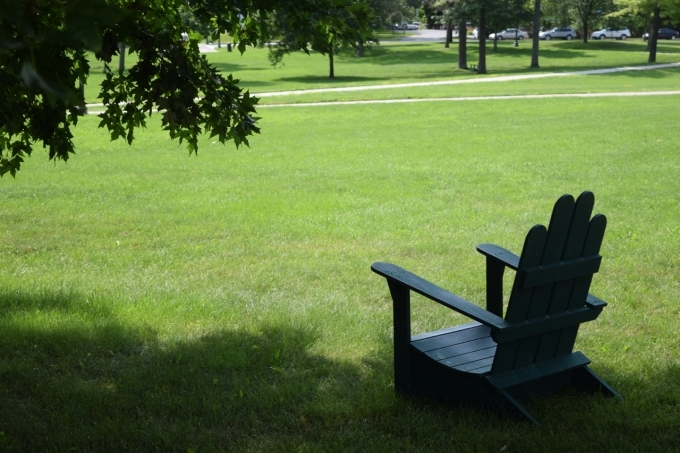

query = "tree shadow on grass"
[350,44,465,66]
[593,67,680,79]
[353,42,593,65]
[0,289,392,452]
[210,62,271,73]
[548,39,680,55]
[269,75,385,86]
[1,289,678,452]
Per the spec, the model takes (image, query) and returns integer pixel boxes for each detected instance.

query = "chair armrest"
[586,293,608,308]
[476,243,519,270]
[371,262,509,330]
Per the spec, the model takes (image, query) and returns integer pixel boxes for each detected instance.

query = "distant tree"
[650,0,680,60]
[530,0,542,67]
[267,1,374,78]
[458,17,470,68]
[542,0,575,27]
[456,1,481,69]
[430,0,475,68]
[478,5,489,73]
[432,0,456,47]
[466,0,510,73]
[613,0,655,35]
[423,0,441,28]
[367,0,411,29]
[615,0,680,61]
[179,5,212,41]
[487,0,531,51]
[569,0,609,42]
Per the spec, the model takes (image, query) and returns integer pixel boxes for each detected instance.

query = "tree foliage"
[179,5,213,41]
[0,0,368,177]
[568,0,609,42]
[612,0,680,60]
[267,0,374,78]
[459,0,516,73]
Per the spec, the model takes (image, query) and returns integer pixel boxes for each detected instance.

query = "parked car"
[394,22,419,30]
[539,27,577,40]
[591,28,631,40]
[489,29,529,40]
[642,28,680,40]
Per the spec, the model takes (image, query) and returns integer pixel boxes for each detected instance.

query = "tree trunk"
[579,8,589,44]
[649,4,660,63]
[329,45,335,78]
[530,0,541,68]
[645,16,652,51]
[118,42,126,75]
[478,8,487,74]
[445,20,453,48]
[458,19,468,69]
[493,27,498,52]
[357,38,364,57]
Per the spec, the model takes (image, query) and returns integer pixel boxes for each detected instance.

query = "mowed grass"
[2,77,680,451]
[83,38,680,102]
[256,66,680,105]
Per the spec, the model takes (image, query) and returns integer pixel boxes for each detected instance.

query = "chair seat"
[411,322,497,375]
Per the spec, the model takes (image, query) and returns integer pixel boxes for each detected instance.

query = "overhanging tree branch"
[0,0,370,176]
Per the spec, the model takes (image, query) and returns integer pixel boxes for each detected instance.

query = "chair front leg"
[387,279,412,394]
[485,256,505,317]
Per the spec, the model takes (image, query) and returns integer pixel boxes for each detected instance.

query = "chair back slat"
[489,224,546,373]
[554,213,607,356]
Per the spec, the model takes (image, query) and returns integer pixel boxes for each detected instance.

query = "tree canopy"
[267,0,374,78]
[0,0,371,177]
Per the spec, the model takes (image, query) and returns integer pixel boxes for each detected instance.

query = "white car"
[489,29,529,40]
[591,28,631,40]
[406,22,419,30]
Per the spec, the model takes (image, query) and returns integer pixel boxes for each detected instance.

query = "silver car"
[489,29,529,40]
[539,27,577,40]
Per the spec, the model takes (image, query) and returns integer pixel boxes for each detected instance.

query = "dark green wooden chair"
[371,192,622,424]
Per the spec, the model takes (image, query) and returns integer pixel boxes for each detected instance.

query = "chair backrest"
[491,191,606,374]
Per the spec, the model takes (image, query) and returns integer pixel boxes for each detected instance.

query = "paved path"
[85,61,680,112]
[259,90,680,108]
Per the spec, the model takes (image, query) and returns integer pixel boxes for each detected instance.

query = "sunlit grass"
[2,86,679,450]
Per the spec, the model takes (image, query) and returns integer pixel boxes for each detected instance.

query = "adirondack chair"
[371,192,621,424]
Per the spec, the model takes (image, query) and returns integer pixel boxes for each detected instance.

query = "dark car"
[643,28,680,40]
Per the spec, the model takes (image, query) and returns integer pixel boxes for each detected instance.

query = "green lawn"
[2,43,680,452]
